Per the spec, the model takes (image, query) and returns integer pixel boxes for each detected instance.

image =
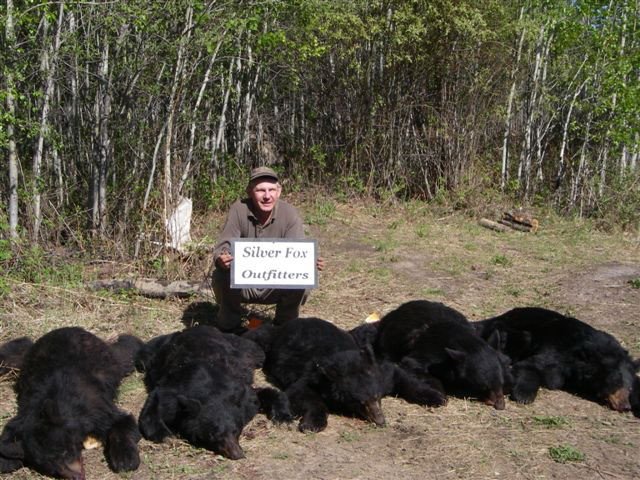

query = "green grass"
[532,415,569,428]
[272,452,291,460]
[415,224,429,238]
[548,445,585,463]
[370,236,399,253]
[490,254,511,267]
[305,199,337,225]
[421,287,445,297]
[338,430,361,443]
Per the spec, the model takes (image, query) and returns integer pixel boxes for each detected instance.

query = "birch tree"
[5,0,19,241]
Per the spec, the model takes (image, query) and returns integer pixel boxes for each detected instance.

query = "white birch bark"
[98,39,111,237]
[6,0,19,240]
[517,23,546,194]
[134,121,168,259]
[501,11,526,189]
[163,5,193,243]
[556,56,587,188]
[177,37,224,196]
[32,3,64,241]
[210,59,235,180]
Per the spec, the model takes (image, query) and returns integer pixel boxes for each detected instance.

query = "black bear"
[0,327,143,479]
[474,307,640,416]
[0,337,33,377]
[244,317,447,433]
[136,325,292,460]
[373,300,511,409]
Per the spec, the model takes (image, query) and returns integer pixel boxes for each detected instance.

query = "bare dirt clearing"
[1,201,639,479]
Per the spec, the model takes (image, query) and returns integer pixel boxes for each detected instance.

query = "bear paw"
[106,439,140,472]
[0,456,23,474]
[298,411,328,433]
[511,386,538,404]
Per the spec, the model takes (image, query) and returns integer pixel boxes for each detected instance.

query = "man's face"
[248,179,281,217]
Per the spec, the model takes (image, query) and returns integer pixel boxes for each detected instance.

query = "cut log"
[498,219,533,232]
[479,218,510,232]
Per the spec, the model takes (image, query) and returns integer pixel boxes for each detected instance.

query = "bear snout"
[484,390,506,410]
[607,387,631,412]
[217,434,245,460]
[363,399,386,426]
[55,457,85,480]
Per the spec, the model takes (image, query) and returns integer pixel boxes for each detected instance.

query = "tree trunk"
[177,37,223,196]
[557,58,587,190]
[210,58,235,181]
[31,2,64,242]
[164,6,193,212]
[500,11,526,190]
[6,0,19,241]
[89,31,112,238]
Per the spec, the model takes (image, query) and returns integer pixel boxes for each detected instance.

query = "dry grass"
[1,200,640,479]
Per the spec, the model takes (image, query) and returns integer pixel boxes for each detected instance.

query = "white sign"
[231,239,318,289]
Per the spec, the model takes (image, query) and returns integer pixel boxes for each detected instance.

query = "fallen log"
[88,278,212,299]
[479,218,510,232]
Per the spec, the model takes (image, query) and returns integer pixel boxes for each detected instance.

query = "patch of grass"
[387,219,402,230]
[338,430,361,443]
[415,224,429,238]
[404,199,429,218]
[368,266,392,281]
[548,444,585,463]
[305,199,337,226]
[628,278,640,289]
[490,254,511,267]
[504,285,522,297]
[463,242,478,251]
[5,245,84,287]
[370,237,399,253]
[421,287,445,297]
[532,415,569,428]
[346,259,366,273]
[117,376,145,399]
[272,452,290,460]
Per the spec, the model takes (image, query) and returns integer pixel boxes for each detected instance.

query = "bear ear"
[139,390,175,442]
[315,361,328,379]
[360,344,377,366]
[444,348,467,363]
[486,330,502,351]
[177,395,202,416]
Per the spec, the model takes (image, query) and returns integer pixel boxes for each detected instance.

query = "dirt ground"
[1,200,640,479]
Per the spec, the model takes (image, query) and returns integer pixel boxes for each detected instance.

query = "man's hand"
[216,252,233,270]
[316,257,325,272]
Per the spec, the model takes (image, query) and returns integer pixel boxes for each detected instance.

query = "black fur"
[136,325,292,459]
[375,300,512,409]
[0,327,142,479]
[245,317,446,433]
[475,307,640,416]
[0,337,33,377]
